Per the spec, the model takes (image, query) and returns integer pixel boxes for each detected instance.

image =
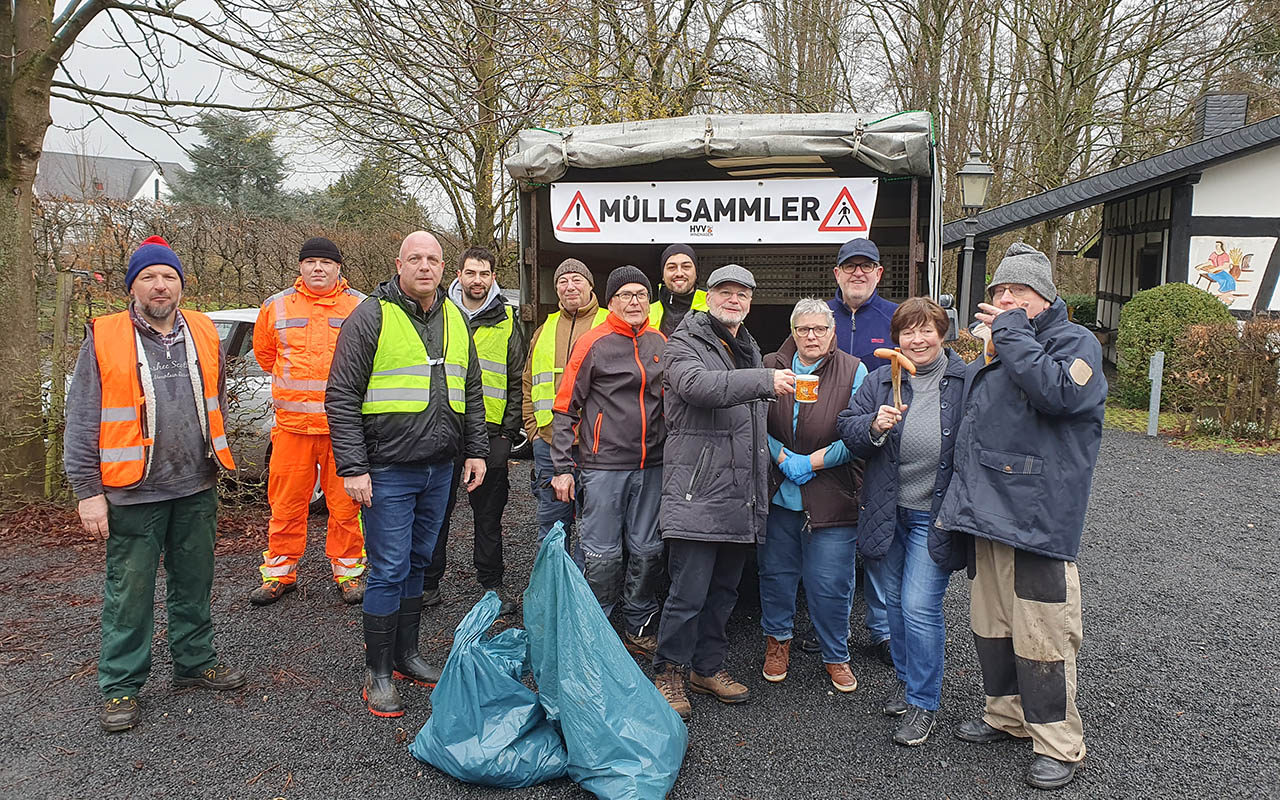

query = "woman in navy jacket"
[837,297,968,747]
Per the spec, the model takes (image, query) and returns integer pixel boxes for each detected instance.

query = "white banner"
[549,178,879,244]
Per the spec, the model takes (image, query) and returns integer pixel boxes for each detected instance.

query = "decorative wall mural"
[1188,236,1276,311]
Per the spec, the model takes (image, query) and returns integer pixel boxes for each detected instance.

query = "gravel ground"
[1,430,1277,799]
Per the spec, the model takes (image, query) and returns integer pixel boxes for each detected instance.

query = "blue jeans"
[759,506,857,664]
[361,461,453,616]
[863,557,891,644]
[532,438,576,540]
[882,506,952,710]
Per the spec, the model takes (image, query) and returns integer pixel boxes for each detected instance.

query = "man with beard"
[652,264,796,719]
[65,235,244,733]
[421,247,526,615]
[648,244,707,336]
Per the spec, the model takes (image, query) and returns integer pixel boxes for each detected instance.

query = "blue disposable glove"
[780,451,815,485]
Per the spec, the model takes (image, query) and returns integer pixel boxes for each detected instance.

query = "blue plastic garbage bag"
[523,524,688,800]
[409,591,568,788]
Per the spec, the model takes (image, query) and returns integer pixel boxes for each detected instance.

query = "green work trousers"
[99,487,220,698]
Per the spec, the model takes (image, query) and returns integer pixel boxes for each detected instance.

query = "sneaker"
[690,669,750,704]
[654,666,691,720]
[100,696,140,732]
[623,631,658,661]
[1025,755,1079,789]
[893,705,937,746]
[338,577,365,605]
[248,580,296,606]
[825,662,858,693]
[955,717,1019,744]
[883,679,908,716]
[762,636,789,682]
[173,662,247,690]
[422,586,442,608]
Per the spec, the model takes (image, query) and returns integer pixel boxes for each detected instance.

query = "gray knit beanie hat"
[553,258,594,287]
[987,242,1057,302]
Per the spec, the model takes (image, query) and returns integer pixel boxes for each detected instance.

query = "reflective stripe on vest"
[530,308,609,428]
[264,282,364,429]
[361,299,469,414]
[472,306,514,425]
[94,310,236,488]
[649,288,708,329]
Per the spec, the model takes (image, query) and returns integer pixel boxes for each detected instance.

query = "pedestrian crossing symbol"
[818,186,869,233]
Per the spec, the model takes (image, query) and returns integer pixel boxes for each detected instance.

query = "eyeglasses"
[837,262,880,274]
[794,325,831,338]
[615,290,649,302]
[712,288,752,302]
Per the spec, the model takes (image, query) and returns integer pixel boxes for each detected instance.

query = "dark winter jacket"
[935,299,1106,561]
[828,289,898,371]
[550,312,665,471]
[660,311,774,544]
[325,277,488,474]
[837,349,968,569]
[764,337,862,529]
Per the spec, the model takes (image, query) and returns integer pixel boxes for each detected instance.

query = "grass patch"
[1105,402,1280,455]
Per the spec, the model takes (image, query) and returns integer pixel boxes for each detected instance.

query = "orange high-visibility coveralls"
[254,277,366,585]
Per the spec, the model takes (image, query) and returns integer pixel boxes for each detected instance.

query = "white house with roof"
[34,151,187,203]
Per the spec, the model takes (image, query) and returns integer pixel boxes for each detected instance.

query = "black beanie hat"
[604,265,652,305]
[659,243,697,270]
[299,236,343,264]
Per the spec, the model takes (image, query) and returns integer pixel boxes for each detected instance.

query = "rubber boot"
[392,596,442,687]
[362,612,404,717]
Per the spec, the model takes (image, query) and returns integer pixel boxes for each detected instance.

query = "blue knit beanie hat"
[126,235,184,290]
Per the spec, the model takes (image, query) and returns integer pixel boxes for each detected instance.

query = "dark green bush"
[1115,283,1234,407]
[1064,293,1097,326]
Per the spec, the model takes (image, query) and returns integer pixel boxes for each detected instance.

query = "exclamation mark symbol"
[575,205,582,226]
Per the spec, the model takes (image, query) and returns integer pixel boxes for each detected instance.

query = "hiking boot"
[363,611,404,717]
[422,586,442,608]
[865,638,893,667]
[392,596,442,687]
[955,718,1019,744]
[883,679,908,716]
[248,580,295,606]
[893,705,937,746]
[100,696,140,732]
[173,662,246,690]
[654,665,691,720]
[484,585,517,617]
[1025,755,1079,790]
[825,662,858,693]
[338,577,365,605]
[623,631,658,661]
[690,669,750,704]
[762,636,789,682]
[797,630,820,654]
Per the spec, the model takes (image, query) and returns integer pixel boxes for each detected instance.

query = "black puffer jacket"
[660,311,775,544]
[326,277,488,474]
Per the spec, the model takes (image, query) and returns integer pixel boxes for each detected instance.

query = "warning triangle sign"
[818,186,868,233]
[555,190,601,233]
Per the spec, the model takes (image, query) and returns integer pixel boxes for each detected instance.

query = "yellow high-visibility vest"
[649,288,708,329]
[472,306,514,425]
[529,307,608,428]
[362,299,469,414]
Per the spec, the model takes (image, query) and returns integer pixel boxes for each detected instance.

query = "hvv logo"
[689,224,714,237]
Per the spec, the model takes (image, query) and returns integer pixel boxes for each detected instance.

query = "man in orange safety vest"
[249,237,368,606]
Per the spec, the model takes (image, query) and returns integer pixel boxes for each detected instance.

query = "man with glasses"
[653,265,796,719]
[550,266,667,658]
[826,237,899,665]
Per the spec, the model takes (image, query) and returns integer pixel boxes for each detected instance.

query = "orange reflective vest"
[254,277,366,434]
[94,309,236,488]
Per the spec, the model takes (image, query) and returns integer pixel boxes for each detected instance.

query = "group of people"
[66,227,1106,791]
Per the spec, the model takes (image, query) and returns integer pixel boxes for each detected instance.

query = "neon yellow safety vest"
[649,288,708,329]
[472,306,514,425]
[362,299,470,414]
[530,307,609,428]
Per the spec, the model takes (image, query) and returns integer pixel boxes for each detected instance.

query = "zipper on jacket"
[592,411,603,454]
[632,335,648,468]
[685,444,710,501]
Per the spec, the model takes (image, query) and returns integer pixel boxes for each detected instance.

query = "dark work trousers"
[653,538,750,676]
[424,438,509,592]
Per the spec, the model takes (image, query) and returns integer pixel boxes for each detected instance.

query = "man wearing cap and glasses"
[652,264,796,719]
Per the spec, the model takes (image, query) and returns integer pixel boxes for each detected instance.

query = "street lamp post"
[956,149,994,328]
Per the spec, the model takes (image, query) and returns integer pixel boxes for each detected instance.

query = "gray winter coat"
[935,299,1106,561]
[660,311,775,544]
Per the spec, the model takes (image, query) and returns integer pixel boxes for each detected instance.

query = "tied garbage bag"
[409,591,568,788]
[523,524,688,800]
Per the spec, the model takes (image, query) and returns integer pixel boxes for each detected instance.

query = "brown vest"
[764,338,862,529]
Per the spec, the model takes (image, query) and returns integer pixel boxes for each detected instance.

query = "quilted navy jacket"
[837,349,969,570]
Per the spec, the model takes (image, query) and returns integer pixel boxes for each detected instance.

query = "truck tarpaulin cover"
[504,112,934,183]
[409,591,569,788]
[523,523,689,800]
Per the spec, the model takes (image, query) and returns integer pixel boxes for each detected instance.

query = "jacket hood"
[448,277,504,320]
[292,275,352,300]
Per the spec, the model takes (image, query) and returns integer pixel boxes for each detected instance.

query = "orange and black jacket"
[550,311,665,472]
